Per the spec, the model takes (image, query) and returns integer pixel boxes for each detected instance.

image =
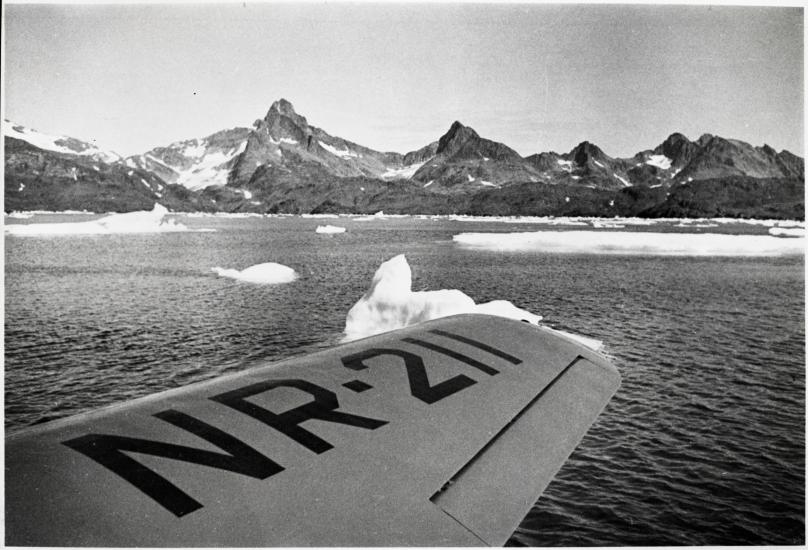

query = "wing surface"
[5,314,620,546]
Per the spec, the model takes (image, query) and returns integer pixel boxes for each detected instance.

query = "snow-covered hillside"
[125,128,251,191]
[3,120,122,164]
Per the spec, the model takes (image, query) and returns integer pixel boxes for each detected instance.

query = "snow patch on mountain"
[182,141,206,158]
[4,120,122,163]
[646,154,672,170]
[133,139,248,191]
[381,161,427,180]
[557,159,573,171]
[614,174,631,186]
[319,141,359,159]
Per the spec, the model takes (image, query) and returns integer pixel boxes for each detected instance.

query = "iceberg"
[343,254,542,341]
[211,262,298,284]
[316,225,347,234]
[453,230,804,256]
[343,254,602,351]
[3,204,203,236]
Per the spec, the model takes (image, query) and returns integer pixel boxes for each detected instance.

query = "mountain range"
[4,100,804,218]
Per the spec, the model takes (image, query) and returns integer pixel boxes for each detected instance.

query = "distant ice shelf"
[453,230,805,256]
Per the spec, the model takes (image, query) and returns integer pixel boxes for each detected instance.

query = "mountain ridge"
[4,100,804,218]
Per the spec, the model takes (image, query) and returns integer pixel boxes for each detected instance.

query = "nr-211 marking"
[62,329,524,517]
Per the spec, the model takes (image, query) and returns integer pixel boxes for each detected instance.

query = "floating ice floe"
[591,220,625,229]
[3,204,207,236]
[769,227,805,237]
[343,254,602,350]
[211,262,298,284]
[301,213,339,219]
[453,230,804,256]
[675,222,718,228]
[316,225,347,234]
[5,212,34,219]
[354,210,389,221]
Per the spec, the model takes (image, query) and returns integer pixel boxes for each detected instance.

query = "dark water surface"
[5,214,805,545]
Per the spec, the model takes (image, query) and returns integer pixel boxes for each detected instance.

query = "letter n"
[62,409,283,517]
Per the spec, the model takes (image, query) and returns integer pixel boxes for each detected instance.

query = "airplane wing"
[5,314,620,546]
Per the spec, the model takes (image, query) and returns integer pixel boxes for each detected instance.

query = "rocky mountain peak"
[267,98,297,117]
[760,144,777,157]
[659,132,691,149]
[655,132,697,165]
[696,133,715,147]
[570,141,606,165]
[436,121,480,156]
[261,98,310,142]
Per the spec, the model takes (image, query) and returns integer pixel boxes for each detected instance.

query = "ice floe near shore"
[211,262,298,284]
[453,230,804,256]
[3,204,204,236]
[316,225,347,234]
[769,226,805,237]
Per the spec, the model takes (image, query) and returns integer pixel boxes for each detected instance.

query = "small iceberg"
[316,225,347,234]
[4,204,201,236]
[211,262,298,284]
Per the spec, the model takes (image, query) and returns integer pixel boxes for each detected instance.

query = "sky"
[3,3,804,158]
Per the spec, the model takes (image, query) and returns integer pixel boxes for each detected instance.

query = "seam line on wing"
[438,506,491,546]
[429,355,584,502]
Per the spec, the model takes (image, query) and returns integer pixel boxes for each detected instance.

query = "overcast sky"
[4,3,804,158]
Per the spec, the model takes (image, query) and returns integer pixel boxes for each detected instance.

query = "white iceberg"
[453,230,804,256]
[316,225,347,234]
[211,262,298,284]
[343,254,542,341]
[3,204,202,236]
[342,254,602,351]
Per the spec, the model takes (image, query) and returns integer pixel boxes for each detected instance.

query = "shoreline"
[4,210,805,226]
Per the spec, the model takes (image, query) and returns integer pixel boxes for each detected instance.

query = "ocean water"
[4,214,805,545]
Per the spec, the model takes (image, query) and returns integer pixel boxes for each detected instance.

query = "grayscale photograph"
[3,2,804,546]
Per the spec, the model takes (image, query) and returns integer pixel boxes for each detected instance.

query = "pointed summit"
[267,98,298,118]
[436,121,479,156]
[262,98,310,143]
[696,133,714,147]
[570,141,606,166]
[654,133,697,166]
